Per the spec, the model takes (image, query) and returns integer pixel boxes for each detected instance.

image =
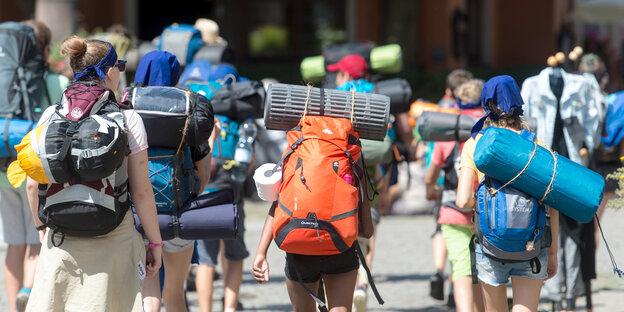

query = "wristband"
[148,242,163,248]
[36,225,46,231]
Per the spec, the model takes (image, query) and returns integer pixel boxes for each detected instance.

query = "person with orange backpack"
[252,107,383,311]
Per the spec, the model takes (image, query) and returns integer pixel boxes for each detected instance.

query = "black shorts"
[284,244,359,283]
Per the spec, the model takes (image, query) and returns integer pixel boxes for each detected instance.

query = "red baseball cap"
[326,54,368,79]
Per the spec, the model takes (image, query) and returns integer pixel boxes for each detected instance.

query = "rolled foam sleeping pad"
[416,111,478,142]
[474,127,604,223]
[133,189,239,240]
[372,78,412,114]
[264,83,390,141]
[178,203,239,240]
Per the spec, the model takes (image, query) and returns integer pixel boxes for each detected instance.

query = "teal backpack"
[148,147,201,213]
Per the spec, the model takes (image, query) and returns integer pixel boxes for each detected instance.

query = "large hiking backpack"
[0,22,52,159]
[36,83,130,245]
[122,86,214,150]
[473,130,549,265]
[271,115,384,310]
[158,24,203,66]
[272,116,363,255]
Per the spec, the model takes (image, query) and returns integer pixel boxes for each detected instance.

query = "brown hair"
[60,35,110,77]
[446,69,473,96]
[482,99,528,131]
[455,79,483,105]
[22,20,51,57]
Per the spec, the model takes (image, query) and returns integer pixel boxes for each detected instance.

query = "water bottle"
[231,117,258,184]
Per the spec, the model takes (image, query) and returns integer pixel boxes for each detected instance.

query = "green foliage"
[607,164,624,210]
[249,25,289,57]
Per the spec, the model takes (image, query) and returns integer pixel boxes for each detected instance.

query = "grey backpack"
[0,22,51,161]
[0,22,51,121]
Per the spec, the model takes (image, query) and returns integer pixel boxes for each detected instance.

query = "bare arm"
[253,202,276,283]
[424,163,442,201]
[395,113,417,162]
[456,167,476,210]
[26,178,42,228]
[256,202,276,257]
[546,207,559,279]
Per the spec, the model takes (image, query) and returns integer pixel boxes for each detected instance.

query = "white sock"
[224,309,236,312]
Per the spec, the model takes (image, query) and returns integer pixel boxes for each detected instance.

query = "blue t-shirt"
[336,79,375,93]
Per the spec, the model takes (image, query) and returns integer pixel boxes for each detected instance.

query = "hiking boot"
[16,288,31,312]
[353,286,367,312]
[429,272,444,300]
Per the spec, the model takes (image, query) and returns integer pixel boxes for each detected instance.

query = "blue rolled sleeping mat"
[474,127,604,223]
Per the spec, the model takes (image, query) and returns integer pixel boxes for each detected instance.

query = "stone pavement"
[183,201,624,312]
[1,201,624,311]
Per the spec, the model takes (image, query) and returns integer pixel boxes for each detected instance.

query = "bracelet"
[36,225,46,231]
[148,242,164,248]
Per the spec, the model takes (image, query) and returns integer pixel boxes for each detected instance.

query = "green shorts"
[440,224,473,281]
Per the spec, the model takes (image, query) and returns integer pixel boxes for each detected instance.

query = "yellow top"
[459,129,547,182]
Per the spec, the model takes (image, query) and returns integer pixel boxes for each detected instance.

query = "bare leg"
[285,277,320,312]
[473,282,485,312]
[480,282,508,312]
[453,276,476,312]
[511,276,543,312]
[142,271,162,312]
[22,244,40,289]
[432,233,447,272]
[196,264,216,312]
[223,259,243,311]
[5,244,26,311]
[323,270,358,312]
[162,247,194,312]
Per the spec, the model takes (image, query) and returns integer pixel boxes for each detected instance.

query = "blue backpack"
[473,130,550,265]
[158,24,203,66]
[179,60,238,86]
[148,147,201,213]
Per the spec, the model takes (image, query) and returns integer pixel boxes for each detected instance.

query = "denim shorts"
[475,243,548,287]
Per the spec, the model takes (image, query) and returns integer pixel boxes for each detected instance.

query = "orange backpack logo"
[272,116,362,255]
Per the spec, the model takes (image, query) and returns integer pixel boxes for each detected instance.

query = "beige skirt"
[26,211,146,312]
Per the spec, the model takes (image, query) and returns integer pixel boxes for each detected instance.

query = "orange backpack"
[272,115,363,255]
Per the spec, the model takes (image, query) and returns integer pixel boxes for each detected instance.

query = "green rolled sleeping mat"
[300,44,403,82]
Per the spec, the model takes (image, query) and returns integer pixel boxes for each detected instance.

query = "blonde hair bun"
[60,35,88,59]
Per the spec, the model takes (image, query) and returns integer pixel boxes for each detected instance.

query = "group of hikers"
[0,15,620,312]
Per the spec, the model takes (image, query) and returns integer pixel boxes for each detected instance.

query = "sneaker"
[446,292,455,308]
[16,288,31,312]
[353,286,367,312]
[429,272,444,300]
[221,297,244,311]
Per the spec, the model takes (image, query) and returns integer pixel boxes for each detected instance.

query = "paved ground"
[1,200,623,311]
[182,200,624,312]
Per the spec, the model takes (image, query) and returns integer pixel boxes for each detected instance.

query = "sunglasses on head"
[114,60,127,72]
